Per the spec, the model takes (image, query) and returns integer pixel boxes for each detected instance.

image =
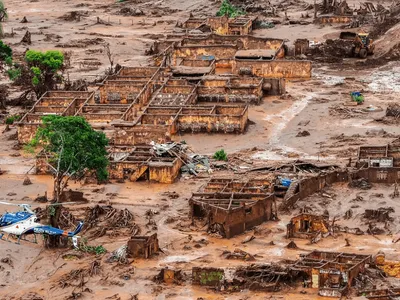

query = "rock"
[20,16,28,23]
[23,176,32,186]
[7,192,16,196]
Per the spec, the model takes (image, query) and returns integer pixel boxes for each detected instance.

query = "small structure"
[155,268,184,284]
[127,233,159,258]
[286,213,329,240]
[294,39,310,56]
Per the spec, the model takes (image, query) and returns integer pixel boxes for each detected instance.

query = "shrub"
[0,40,11,61]
[213,149,228,161]
[5,115,21,125]
[7,67,21,80]
[216,0,244,18]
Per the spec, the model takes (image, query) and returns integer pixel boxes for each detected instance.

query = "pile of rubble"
[83,205,138,239]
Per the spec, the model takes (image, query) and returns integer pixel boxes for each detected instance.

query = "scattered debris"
[222,249,256,261]
[296,130,310,137]
[349,178,372,190]
[241,235,255,244]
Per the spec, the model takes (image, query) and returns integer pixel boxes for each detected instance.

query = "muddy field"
[0,0,400,299]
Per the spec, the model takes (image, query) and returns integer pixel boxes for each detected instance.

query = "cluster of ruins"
[2,1,400,298]
[17,15,313,184]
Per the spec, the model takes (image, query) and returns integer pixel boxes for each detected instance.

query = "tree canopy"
[30,115,109,191]
[25,50,64,89]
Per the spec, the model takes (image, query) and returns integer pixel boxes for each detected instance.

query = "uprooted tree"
[28,115,109,247]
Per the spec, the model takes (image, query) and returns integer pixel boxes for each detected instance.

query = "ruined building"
[190,178,277,238]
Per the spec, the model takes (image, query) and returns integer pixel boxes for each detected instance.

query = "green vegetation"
[30,115,109,190]
[80,243,107,255]
[5,114,20,125]
[0,40,11,61]
[216,0,244,18]
[213,149,228,161]
[28,116,108,247]
[25,50,64,88]
[7,67,20,80]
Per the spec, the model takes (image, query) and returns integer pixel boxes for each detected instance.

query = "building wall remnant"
[113,125,169,145]
[294,39,310,56]
[317,15,354,24]
[287,213,329,239]
[358,142,400,168]
[127,234,159,258]
[17,91,95,144]
[233,60,312,79]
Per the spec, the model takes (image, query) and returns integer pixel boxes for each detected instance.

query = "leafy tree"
[0,40,11,61]
[216,0,244,18]
[28,116,109,247]
[24,50,64,95]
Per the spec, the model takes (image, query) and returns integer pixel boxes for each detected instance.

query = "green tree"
[28,116,109,246]
[24,50,64,95]
[0,40,11,61]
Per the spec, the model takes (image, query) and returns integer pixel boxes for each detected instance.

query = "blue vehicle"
[0,201,83,247]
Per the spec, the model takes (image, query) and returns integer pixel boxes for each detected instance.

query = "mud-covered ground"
[0,0,400,299]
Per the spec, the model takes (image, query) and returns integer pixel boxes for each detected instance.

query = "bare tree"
[104,43,114,74]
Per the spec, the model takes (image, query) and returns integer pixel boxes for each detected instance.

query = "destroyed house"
[108,144,184,183]
[286,213,329,240]
[357,143,400,168]
[359,288,400,300]
[127,233,159,258]
[165,34,311,79]
[17,91,94,143]
[182,16,255,35]
[190,178,277,238]
[292,251,371,297]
